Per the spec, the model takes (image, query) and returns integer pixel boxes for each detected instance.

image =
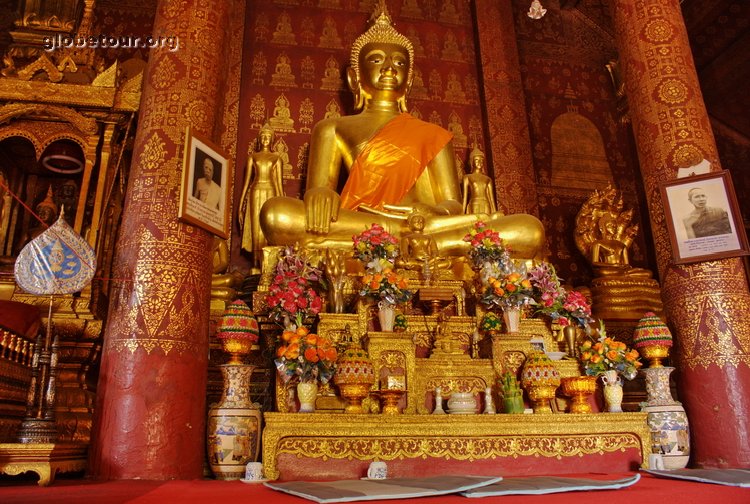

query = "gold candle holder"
[380,389,406,415]
[526,384,557,414]
[561,376,597,414]
[338,383,371,414]
[220,337,252,365]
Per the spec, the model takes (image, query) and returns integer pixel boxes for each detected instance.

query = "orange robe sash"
[339,113,453,211]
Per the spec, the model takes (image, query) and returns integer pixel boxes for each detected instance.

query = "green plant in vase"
[500,372,524,414]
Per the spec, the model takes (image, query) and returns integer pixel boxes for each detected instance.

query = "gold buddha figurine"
[259,3,545,261]
[462,145,498,215]
[396,212,451,277]
[239,121,284,269]
[211,237,244,303]
[575,185,662,319]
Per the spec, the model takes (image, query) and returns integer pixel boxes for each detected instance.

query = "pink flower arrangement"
[266,246,324,328]
[558,290,593,328]
[462,221,511,267]
[352,223,399,264]
[528,262,565,312]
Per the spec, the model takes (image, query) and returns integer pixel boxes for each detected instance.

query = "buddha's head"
[259,121,274,148]
[36,186,58,225]
[348,3,414,111]
[469,146,486,173]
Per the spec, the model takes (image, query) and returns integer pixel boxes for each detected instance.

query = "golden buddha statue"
[259,4,545,261]
[239,121,285,269]
[462,145,498,215]
[211,237,244,303]
[396,212,451,277]
[575,185,662,319]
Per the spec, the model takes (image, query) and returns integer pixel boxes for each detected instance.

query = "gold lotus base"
[561,376,598,414]
[639,344,670,368]
[262,412,650,480]
[527,384,559,414]
[0,442,87,486]
[337,383,373,414]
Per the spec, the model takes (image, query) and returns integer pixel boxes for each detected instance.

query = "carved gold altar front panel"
[262,412,650,480]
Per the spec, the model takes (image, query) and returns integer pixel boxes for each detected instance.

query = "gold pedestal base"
[527,385,558,414]
[638,344,670,368]
[337,383,372,414]
[561,376,597,414]
[380,389,405,415]
[0,442,87,486]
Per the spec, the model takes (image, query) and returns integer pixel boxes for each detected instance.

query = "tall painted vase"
[207,364,262,480]
[641,366,690,469]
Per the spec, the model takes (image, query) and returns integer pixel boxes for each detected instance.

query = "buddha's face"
[472,156,485,173]
[260,130,273,147]
[358,42,410,98]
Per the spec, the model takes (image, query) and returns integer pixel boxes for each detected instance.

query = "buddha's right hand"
[304,187,340,234]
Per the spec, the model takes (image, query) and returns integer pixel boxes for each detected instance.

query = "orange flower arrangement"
[579,322,642,380]
[360,267,412,305]
[274,326,337,384]
[479,271,533,309]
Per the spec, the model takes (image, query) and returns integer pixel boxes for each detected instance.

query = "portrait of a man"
[682,187,732,239]
[193,151,223,212]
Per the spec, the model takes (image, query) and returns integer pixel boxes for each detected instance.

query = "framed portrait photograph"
[178,127,232,238]
[660,171,749,264]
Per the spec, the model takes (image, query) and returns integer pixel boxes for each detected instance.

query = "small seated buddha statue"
[396,212,451,279]
[575,185,663,319]
[211,237,244,304]
[259,3,545,263]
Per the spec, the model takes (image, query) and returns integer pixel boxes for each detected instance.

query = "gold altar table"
[262,412,650,481]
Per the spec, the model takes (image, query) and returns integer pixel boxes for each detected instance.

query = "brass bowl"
[527,384,558,414]
[638,344,670,368]
[337,383,372,414]
[561,376,597,414]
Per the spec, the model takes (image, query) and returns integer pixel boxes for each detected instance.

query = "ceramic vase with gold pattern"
[641,366,689,469]
[207,364,261,480]
[297,381,319,413]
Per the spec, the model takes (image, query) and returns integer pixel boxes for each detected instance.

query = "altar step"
[262,412,650,481]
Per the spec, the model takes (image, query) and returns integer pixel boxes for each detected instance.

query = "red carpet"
[0,473,747,503]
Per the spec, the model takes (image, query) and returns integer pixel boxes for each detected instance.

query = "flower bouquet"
[360,267,413,305]
[579,322,642,380]
[462,221,511,269]
[266,246,324,329]
[275,326,338,384]
[528,262,566,316]
[479,270,534,309]
[352,223,399,267]
[558,290,593,328]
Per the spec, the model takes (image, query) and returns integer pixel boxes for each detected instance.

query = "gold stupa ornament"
[521,351,561,414]
[334,337,375,414]
[632,312,672,368]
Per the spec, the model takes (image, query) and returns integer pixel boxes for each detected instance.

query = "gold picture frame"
[178,127,232,238]
[660,171,749,264]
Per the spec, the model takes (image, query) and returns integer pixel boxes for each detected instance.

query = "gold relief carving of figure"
[405,27,424,56]
[444,72,467,104]
[258,2,544,261]
[240,122,285,269]
[299,98,315,134]
[468,116,482,141]
[270,53,297,89]
[441,30,463,62]
[462,145,498,216]
[272,137,295,181]
[321,56,344,91]
[324,99,341,119]
[319,16,343,49]
[410,68,429,100]
[401,0,423,19]
[300,17,316,46]
[438,0,460,25]
[447,112,467,148]
[249,94,266,129]
[271,11,297,45]
[252,51,267,85]
[428,110,443,127]
[269,93,296,132]
[425,32,440,59]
